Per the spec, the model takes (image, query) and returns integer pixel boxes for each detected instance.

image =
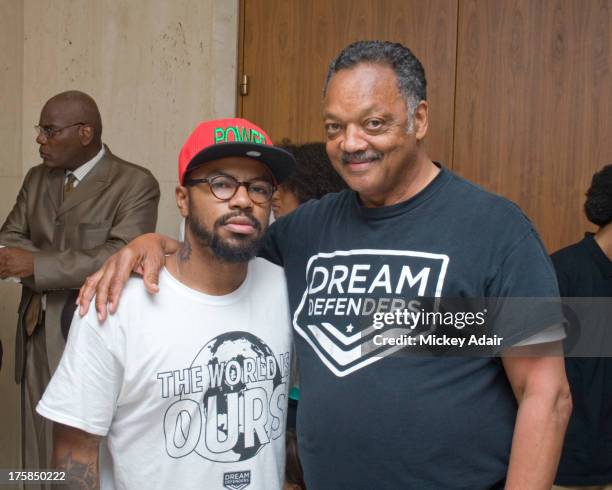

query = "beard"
[187,208,264,263]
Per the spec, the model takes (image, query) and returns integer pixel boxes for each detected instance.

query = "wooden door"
[453,0,611,251]
[239,0,611,251]
[238,0,458,167]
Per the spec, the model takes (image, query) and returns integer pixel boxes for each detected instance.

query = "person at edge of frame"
[0,90,160,489]
[552,164,612,490]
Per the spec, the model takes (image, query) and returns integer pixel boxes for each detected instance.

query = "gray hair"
[323,40,427,132]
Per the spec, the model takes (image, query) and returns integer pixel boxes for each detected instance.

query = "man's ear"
[78,124,94,146]
[176,185,189,218]
[413,100,429,141]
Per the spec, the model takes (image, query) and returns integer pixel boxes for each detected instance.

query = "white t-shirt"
[37,259,292,490]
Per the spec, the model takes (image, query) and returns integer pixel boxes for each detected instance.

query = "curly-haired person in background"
[272,143,345,490]
[272,143,348,219]
[552,164,612,490]
[271,142,348,428]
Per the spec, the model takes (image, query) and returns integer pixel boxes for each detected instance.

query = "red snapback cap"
[178,118,296,184]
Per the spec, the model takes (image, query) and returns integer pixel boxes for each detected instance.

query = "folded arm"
[0,169,39,252]
[1,172,160,291]
[0,170,38,279]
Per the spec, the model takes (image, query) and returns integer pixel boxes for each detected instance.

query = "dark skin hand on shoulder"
[77,233,178,321]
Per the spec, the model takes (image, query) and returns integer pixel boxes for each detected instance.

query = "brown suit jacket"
[0,146,160,383]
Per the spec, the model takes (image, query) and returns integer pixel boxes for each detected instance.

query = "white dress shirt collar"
[65,145,106,185]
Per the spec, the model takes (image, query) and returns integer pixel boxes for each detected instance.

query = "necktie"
[24,174,78,336]
[63,173,77,200]
[24,294,41,336]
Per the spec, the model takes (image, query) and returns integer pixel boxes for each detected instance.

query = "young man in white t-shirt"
[36,118,296,490]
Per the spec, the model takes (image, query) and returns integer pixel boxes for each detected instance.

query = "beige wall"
[22,0,239,237]
[1,0,239,469]
[0,0,25,472]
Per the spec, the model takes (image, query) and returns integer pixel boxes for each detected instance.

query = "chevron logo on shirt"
[293,249,449,377]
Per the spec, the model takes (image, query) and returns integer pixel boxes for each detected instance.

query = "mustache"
[214,211,261,231]
[341,150,383,164]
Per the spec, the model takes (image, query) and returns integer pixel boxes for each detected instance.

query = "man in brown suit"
[0,90,160,480]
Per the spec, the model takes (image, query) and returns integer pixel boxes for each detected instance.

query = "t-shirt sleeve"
[487,230,565,345]
[258,216,291,266]
[36,313,123,436]
[488,230,560,297]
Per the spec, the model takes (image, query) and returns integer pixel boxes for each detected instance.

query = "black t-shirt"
[552,234,612,486]
[261,165,563,489]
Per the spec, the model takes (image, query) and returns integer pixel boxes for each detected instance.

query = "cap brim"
[184,142,296,184]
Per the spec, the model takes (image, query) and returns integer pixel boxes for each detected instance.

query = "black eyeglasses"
[34,122,86,139]
[184,174,276,204]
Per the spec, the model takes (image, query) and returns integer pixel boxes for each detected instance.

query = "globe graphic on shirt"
[181,331,284,462]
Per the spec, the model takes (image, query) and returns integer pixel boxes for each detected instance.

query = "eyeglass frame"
[34,122,87,139]
[184,173,277,204]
